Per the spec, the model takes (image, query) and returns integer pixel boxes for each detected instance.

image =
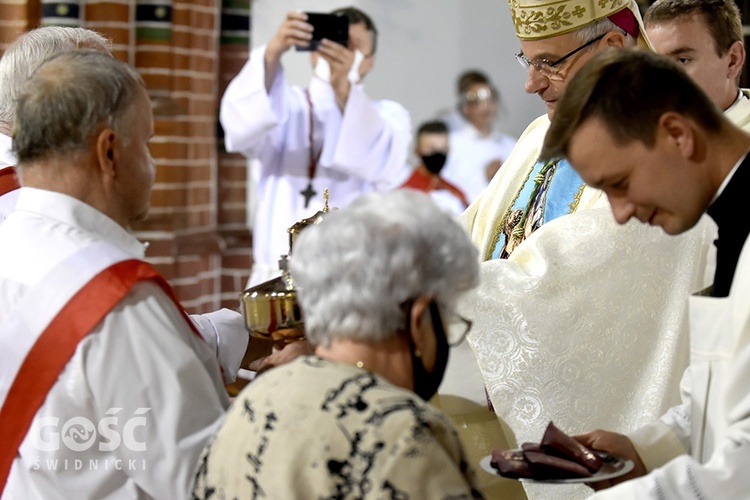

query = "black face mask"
[407,300,450,401]
[421,152,448,175]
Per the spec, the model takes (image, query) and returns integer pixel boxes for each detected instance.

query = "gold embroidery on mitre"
[508,0,628,39]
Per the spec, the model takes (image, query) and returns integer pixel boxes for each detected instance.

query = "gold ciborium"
[240,190,331,341]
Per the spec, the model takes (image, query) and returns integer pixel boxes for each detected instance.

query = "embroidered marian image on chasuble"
[490,158,586,260]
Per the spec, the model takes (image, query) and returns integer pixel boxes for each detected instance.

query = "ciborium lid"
[287,188,330,254]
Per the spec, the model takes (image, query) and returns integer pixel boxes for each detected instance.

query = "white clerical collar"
[711,151,747,204]
[727,89,748,110]
[0,133,15,168]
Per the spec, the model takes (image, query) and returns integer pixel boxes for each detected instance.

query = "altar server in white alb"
[0,51,230,499]
[220,7,412,287]
[541,46,750,500]
[440,70,517,203]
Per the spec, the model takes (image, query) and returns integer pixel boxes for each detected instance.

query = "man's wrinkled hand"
[249,338,315,375]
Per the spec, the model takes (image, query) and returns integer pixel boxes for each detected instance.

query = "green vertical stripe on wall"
[222,0,249,10]
[136,26,172,41]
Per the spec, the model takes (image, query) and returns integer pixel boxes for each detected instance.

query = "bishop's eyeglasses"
[514,33,606,81]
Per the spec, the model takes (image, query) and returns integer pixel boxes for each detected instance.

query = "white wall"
[250,0,546,139]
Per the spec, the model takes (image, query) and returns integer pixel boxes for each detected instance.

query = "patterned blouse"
[192,355,484,499]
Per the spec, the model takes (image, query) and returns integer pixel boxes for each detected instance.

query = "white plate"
[479,451,635,484]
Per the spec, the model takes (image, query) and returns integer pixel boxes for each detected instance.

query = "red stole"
[0,167,20,197]
[400,167,470,208]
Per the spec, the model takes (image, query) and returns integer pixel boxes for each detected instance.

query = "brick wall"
[1,0,253,314]
[217,0,252,309]
[0,1,36,47]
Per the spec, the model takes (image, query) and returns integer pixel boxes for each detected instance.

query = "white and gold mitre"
[508,0,652,49]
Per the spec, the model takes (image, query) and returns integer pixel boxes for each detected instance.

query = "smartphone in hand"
[296,12,349,51]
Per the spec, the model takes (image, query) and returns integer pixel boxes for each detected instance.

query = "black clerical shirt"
[706,153,750,297]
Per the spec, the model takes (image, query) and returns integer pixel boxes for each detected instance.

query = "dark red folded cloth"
[490,449,532,479]
[489,421,603,481]
[520,442,544,452]
[524,450,592,479]
[540,421,603,473]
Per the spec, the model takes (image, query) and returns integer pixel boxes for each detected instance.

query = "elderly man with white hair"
[0,26,282,389]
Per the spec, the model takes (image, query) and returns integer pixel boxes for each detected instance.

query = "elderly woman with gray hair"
[193,189,485,499]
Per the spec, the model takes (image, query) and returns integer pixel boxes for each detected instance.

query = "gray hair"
[0,26,112,134]
[289,189,480,347]
[13,50,144,164]
[575,17,636,46]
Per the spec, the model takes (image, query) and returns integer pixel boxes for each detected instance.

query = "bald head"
[14,50,144,165]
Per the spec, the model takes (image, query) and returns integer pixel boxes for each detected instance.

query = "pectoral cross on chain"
[301,182,317,208]
[302,88,320,209]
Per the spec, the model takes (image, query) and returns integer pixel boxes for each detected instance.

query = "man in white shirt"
[0,25,265,383]
[540,45,750,500]
[220,7,412,287]
[0,50,232,499]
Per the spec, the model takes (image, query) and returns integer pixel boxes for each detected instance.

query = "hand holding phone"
[296,12,349,51]
[266,11,314,62]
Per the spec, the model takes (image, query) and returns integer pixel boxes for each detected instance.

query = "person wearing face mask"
[192,190,485,499]
[220,7,412,288]
[400,120,469,216]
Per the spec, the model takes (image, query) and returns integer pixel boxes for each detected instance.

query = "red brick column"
[0,1,39,49]
[217,0,252,308]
